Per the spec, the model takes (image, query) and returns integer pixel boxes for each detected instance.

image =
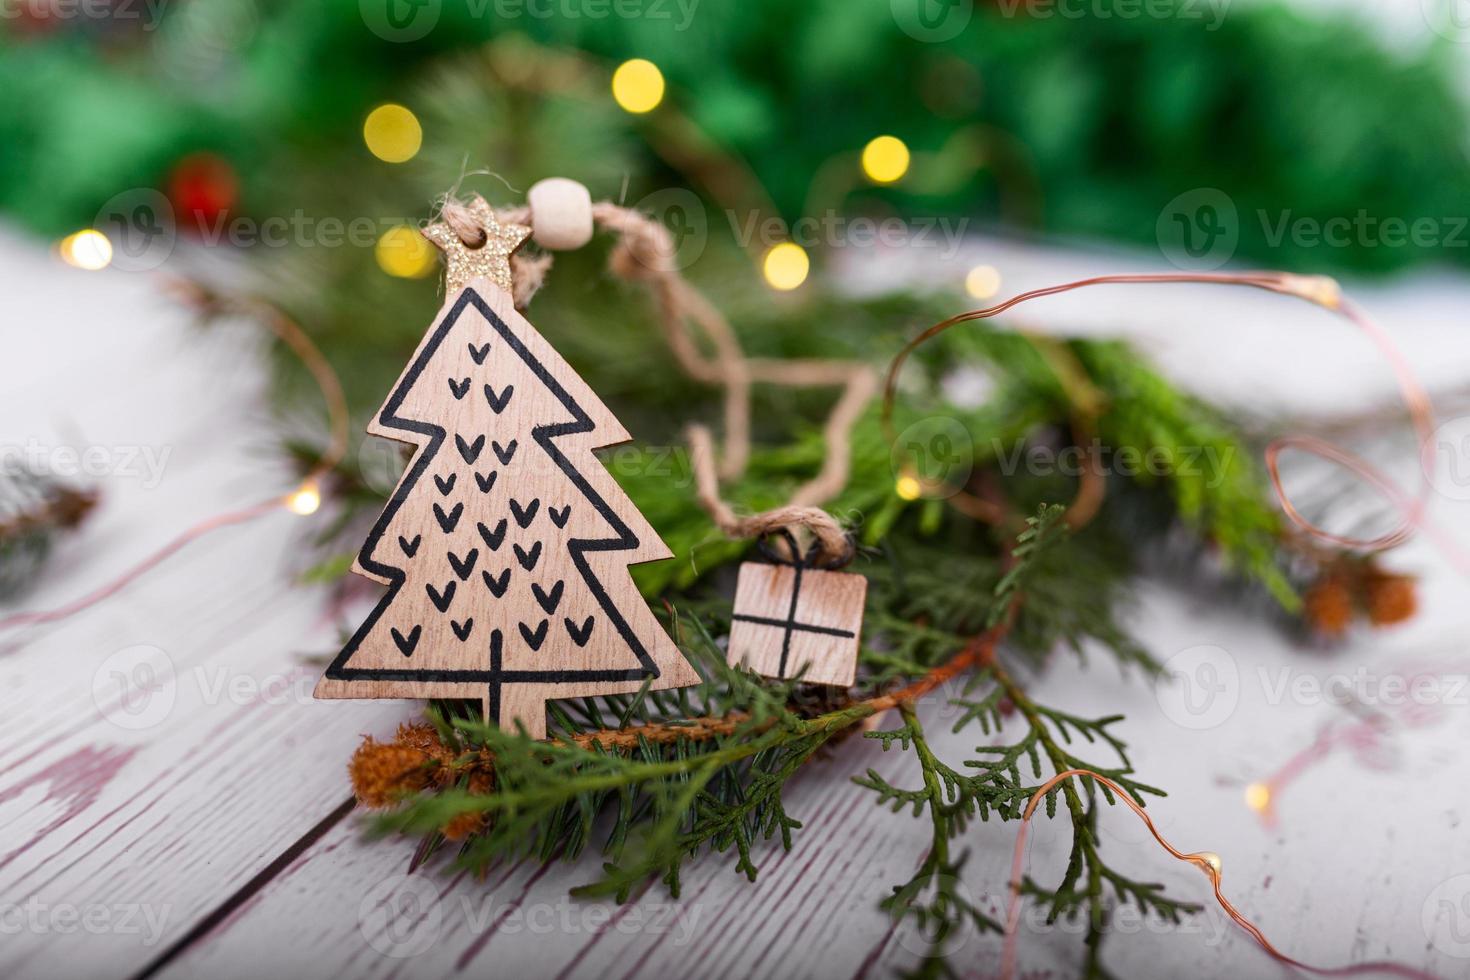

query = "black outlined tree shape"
[315,281,699,738]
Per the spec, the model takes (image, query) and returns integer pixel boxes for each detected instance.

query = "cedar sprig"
[360,504,1193,979]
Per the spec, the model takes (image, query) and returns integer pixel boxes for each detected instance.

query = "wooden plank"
[0,244,417,978]
[154,578,1470,979]
[8,231,1470,979]
[153,708,954,980]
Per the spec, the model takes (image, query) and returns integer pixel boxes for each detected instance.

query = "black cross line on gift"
[731,531,856,680]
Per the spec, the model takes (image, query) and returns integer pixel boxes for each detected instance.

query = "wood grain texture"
[727,562,865,686]
[315,279,698,738]
[7,230,1470,980]
[151,711,973,980]
[0,251,416,980]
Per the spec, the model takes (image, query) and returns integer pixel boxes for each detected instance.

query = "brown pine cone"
[1303,576,1354,636]
[349,738,431,808]
[442,811,486,842]
[395,722,456,766]
[1365,573,1417,626]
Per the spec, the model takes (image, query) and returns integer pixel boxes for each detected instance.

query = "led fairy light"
[611,58,665,113]
[285,481,322,516]
[375,225,437,279]
[363,103,422,163]
[964,263,1001,300]
[860,135,910,184]
[58,229,113,270]
[0,280,349,634]
[1001,768,1435,980]
[761,242,809,291]
[880,270,1465,573]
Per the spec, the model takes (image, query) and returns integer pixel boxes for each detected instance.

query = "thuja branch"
[567,615,1009,752]
[353,503,1194,980]
[355,512,1042,891]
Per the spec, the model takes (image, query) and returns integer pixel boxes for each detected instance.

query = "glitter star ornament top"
[421,195,532,295]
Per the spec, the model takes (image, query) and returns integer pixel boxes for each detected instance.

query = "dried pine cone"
[1365,573,1417,626]
[395,722,456,768]
[349,738,432,808]
[442,811,485,841]
[1303,576,1353,637]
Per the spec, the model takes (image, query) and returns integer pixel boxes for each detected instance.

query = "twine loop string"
[436,191,869,567]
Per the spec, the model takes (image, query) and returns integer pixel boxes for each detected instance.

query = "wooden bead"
[527,177,594,251]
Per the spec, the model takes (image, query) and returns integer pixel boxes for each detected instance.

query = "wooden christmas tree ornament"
[726,536,866,686]
[315,197,698,739]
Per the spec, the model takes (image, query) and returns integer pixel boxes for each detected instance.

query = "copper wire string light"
[1000,768,1438,980]
[880,271,1470,574]
[0,281,350,636]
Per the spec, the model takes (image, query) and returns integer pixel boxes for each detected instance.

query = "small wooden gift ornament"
[315,193,698,739]
[726,531,866,686]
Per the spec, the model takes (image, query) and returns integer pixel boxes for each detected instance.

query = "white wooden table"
[4,225,1470,979]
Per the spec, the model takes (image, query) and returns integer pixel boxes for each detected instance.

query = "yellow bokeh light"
[895,473,923,501]
[762,242,809,291]
[965,264,1002,300]
[286,481,322,516]
[376,225,437,279]
[861,135,910,184]
[1244,782,1272,814]
[363,103,422,163]
[1192,851,1223,876]
[59,229,113,271]
[611,59,665,114]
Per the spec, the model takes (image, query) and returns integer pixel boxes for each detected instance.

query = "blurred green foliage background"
[4,0,1469,273]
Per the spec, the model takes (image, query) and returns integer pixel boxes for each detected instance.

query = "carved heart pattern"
[532,580,564,614]
[484,384,514,414]
[456,434,485,464]
[565,616,595,647]
[514,541,542,571]
[391,625,422,656]
[477,519,507,550]
[519,619,549,651]
[482,567,511,598]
